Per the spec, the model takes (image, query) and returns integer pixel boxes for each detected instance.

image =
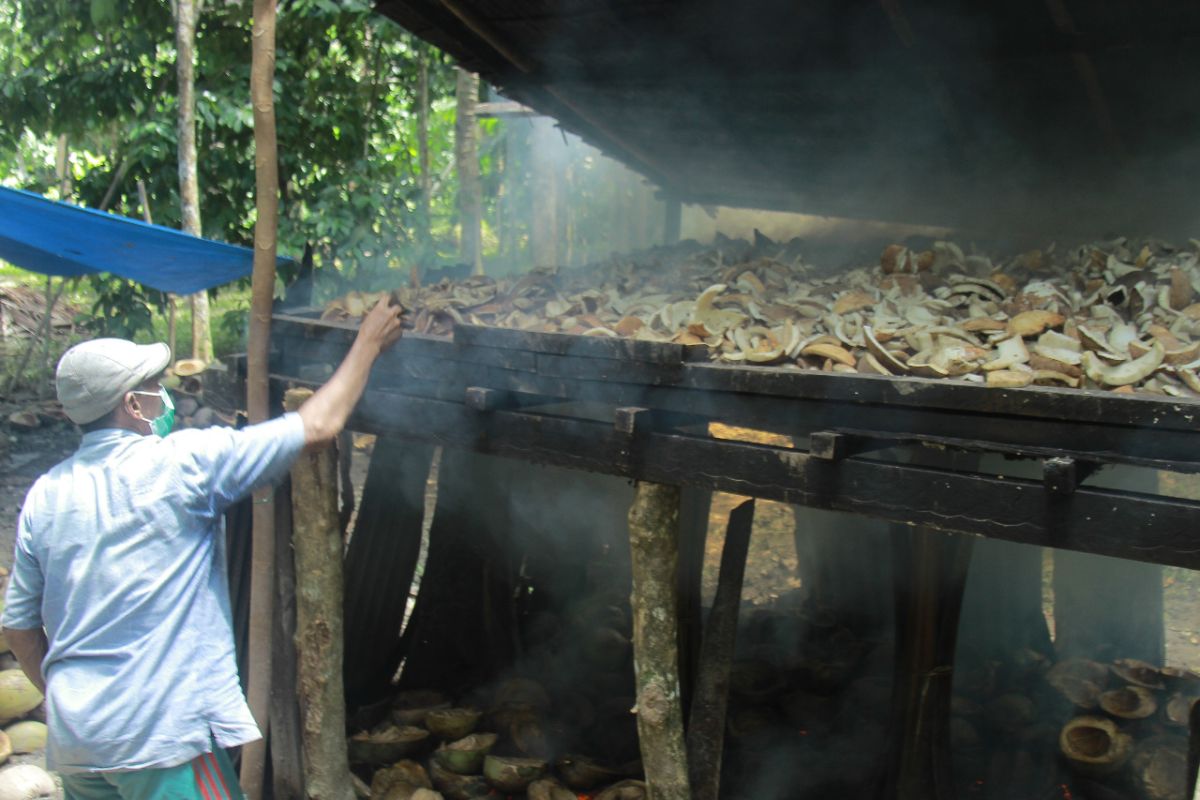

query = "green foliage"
[87,276,167,340]
[0,0,667,348]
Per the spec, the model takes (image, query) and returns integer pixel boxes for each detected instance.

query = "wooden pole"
[283,389,356,800]
[687,499,755,800]
[243,0,279,796]
[135,180,176,362]
[174,0,214,364]
[628,481,690,800]
[455,68,482,275]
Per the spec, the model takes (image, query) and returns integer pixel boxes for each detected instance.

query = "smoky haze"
[509,0,1200,240]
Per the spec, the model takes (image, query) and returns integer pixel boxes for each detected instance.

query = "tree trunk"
[174,0,213,363]
[530,117,558,268]
[628,481,690,800]
[243,1,280,797]
[284,389,356,800]
[416,49,431,254]
[454,68,482,275]
[135,179,178,362]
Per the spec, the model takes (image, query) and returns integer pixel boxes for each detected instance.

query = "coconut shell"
[482,755,547,793]
[0,672,41,725]
[1060,715,1133,776]
[424,708,481,741]
[1,722,43,755]
[0,764,56,799]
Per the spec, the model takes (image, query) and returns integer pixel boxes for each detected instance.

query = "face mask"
[131,387,176,437]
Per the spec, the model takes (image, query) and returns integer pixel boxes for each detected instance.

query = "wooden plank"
[307,386,1200,571]
[275,312,1200,432]
[271,316,1200,472]
[273,337,1200,473]
[454,322,687,364]
[342,440,436,707]
[687,499,754,800]
[682,361,1200,432]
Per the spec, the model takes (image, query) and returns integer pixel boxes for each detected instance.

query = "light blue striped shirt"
[2,413,307,773]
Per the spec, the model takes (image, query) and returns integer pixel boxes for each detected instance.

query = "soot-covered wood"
[316,386,1200,571]
[342,439,436,707]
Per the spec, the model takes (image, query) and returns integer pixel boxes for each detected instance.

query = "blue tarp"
[0,186,281,295]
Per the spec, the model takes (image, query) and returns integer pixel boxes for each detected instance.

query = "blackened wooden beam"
[1043,457,1101,496]
[454,321,688,364]
[302,386,1200,571]
[270,315,1200,472]
[465,385,508,411]
[274,314,1200,433]
[687,499,755,800]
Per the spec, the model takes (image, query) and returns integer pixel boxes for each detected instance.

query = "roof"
[376,0,1200,235]
[0,187,278,295]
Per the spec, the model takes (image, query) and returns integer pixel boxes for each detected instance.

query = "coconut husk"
[1046,659,1109,709]
[1098,686,1157,720]
[347,725,430,765]
[1111,658,1165,690]
[482,755,547,793]
[428,759,492,800]
[1059,716,1133,776]
[424,708,481,741]
[432,732,498,775]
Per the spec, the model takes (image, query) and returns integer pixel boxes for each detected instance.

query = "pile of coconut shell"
[0,586,55,799]
[322,236,1200,396]
[950,652,1198,800]
[348,684,646,799]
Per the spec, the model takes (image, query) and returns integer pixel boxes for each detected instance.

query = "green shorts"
[61,746,245,800]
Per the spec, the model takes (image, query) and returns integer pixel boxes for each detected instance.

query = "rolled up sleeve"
[175,413,308,517]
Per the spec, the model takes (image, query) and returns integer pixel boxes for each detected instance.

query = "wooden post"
[530,117,558,269]
[455,68,482,275]
[135,180,177,362]
[243,0,280,795]
[687,499,754,800]
[628,481,690,800]
[884,525,975,800]
[283,389,355,800]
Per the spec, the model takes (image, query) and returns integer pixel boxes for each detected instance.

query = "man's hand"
[355,298,404,356]
[297,298,405,446]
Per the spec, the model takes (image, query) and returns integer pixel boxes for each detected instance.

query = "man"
[2,298,402,800]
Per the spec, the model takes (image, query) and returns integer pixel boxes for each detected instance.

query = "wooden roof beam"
[436,0,686,196]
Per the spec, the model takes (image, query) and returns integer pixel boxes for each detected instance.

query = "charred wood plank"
[455,322,690,364]
[687,499,755,800]
[272,315,1200,472]
[302,386,1200,571]
[1043,456,1100,495]
[342,439,436,707]
[268,478,305,800]
[275,313,1200,433]
[628,481,691,800]
[682,361,1200,433]
[369,355,1200,472]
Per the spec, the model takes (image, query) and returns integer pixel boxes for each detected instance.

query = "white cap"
[56,339,172,424]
